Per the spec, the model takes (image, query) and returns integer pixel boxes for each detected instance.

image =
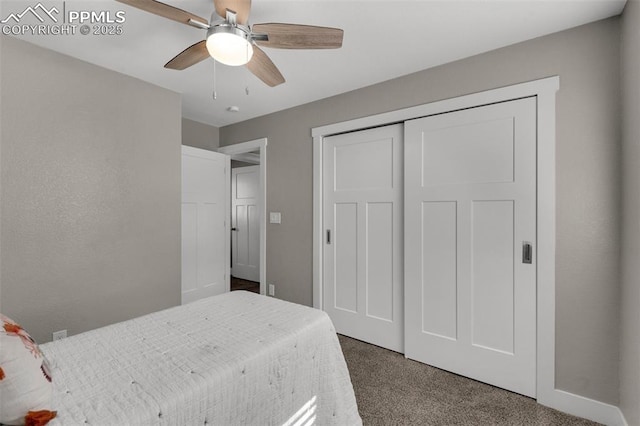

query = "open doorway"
[230,162,259,293]
[218,139,267,295]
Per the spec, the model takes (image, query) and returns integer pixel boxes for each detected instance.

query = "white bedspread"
[40,291,361,426]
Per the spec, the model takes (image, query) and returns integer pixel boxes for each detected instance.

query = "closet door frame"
[312,77,569,414]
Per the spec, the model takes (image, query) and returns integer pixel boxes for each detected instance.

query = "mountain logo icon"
[1,3,60,24]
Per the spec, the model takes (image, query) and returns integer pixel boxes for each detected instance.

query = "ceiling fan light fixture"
[206,26,253,66]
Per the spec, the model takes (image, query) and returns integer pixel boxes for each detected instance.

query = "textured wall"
[620,1,640,424]
[182,118,219,151]
[0,37,182,343]
[221,18,622,404]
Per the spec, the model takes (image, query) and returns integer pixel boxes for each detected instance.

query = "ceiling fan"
[116,0,344,87]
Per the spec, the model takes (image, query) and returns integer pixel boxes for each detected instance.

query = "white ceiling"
[8,0,626,127]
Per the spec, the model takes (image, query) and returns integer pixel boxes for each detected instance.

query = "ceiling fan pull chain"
[245,40,250,96]
[212,59,217,100]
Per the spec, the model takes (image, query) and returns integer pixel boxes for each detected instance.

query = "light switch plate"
[270,212,281,224]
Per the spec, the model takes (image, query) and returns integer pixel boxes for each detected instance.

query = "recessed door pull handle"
[326,230,331,244]
[522,242,532,264]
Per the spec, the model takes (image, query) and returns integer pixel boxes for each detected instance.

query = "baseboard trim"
[538,389,627,426]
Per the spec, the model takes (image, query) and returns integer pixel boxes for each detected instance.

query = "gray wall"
[0,37,182,344]
[221,18,622,404]
[182,117,219,151]
[620,0,640,424]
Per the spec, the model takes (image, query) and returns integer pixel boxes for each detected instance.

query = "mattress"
[40,291,361,425]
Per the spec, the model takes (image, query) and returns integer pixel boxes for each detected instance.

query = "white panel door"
[404,98,537,396]
[182,146,230,304]
[232,165,260,282]
[323,124,403,352]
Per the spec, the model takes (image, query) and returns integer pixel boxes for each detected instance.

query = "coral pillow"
[0,314,56,425]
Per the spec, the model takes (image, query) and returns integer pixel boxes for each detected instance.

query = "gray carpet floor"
[338,335,599,426]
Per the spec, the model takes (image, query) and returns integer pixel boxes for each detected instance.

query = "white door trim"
[313,77,622,424]
[218,138,267,296]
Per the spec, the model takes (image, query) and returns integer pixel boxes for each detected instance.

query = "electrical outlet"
[52,330,67,341]
[268,284,275,296]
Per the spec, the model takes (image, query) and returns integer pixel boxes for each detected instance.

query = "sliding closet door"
[323,124,403,352]
[404,98,537,396]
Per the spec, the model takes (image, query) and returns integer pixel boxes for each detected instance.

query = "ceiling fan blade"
[246,46,285,87]
[116,0,208,27]
[213,0,251,24]
[165,41,210,70]
[252,23,343,49]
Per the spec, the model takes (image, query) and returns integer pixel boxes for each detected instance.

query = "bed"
[39,291,361,425]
